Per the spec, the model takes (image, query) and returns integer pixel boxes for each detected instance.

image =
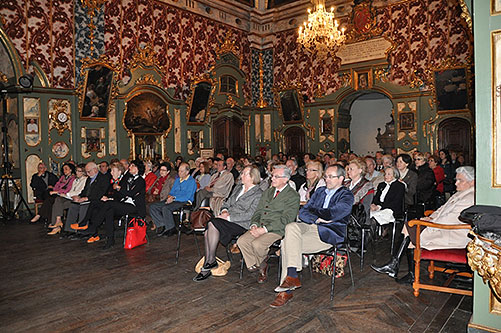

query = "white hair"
[456,166,475,181]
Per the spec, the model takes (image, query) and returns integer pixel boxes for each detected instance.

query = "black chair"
[304,229,354,301]
[172,202,197,264]
[239,239,281,282]
[348,190,374,271]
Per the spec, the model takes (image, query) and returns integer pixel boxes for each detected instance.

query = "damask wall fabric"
[0,0,471,101]
[273,0,472,99]
[0,0,251,101]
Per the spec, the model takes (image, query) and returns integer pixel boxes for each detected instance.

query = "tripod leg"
[11,180,32,216]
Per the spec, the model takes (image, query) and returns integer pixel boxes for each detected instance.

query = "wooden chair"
[407,219,472,297]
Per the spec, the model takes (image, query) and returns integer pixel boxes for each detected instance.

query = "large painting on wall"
[125,92,171,134]
[187,81,213,124]
[433,68,469,112]
[80,65,114,120]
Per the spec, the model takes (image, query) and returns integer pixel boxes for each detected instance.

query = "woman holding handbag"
[193,166,263,281]
[86,159,146,249]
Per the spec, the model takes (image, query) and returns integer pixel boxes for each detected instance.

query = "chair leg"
[239,254,244,279]
[175,229,182,264]
[226,245,233,264]
[391,222,396,255]
[345,246,354,287]
[277,252,281,284]
[308,255,313,279]
[360,230,365,271]
[193,232,201,257]
[331,248,337,301]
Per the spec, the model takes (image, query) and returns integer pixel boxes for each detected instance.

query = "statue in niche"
[376,114,395,154]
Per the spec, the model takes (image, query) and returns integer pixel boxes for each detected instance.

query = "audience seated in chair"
[30,162,58,222]
[237,164,300,284]
[150,162,197,237]
[370,167,406,227]
[34,163,75,227]
[345,158,373,205]
[146,163,177,230]
[298,161,325,203]
[193,166,263,281]
[194,158,234,215]
[48,163,87,233]
[85,159,147,249]
[371,166,475,285]
[270,165,354,308]
[59,162,110,235]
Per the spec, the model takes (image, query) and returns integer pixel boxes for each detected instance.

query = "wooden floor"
[0,220,472,332]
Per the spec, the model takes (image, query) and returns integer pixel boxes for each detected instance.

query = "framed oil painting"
[79,57,118,121]
[399,112,414,131]
[354,70,372,90]
[433,68,469,112]
[85,129,101,153]
[23,97,41,147]
[124,92,171,135]
[52,141,69,159]
[187,81,213,124]
[276,89,303,123]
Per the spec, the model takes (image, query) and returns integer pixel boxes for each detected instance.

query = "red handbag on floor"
[124,217,148,250]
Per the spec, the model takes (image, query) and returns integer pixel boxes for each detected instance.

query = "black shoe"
[396,272,414,285]
[202,260,218,270]
[370,257,399,278]
[159,227,176,237]
[156,226,165,235]
[193,270,211,282]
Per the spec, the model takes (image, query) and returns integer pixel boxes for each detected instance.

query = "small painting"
[85,129,101,152]
[188,82,212,124]
[26,118,39,134]
[434,68,469,112]
[52,141,69,159]
[80,65,114,120]
[492,0,501,15]
[399,112,415,131]
[322,116,333,135]
[200,148,214,160]
[354,70,372,90]
[279,90,303,123]
[125,92,171,134]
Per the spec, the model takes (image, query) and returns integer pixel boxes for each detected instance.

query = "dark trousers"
[89,201,138,241]
[39,195,56,220]
[404,220,426,246]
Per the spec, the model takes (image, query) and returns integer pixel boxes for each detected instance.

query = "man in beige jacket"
[371,166,475,284]
[194,158,234,214]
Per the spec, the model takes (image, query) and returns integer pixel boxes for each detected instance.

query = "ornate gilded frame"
[429,57,472,114]
[492,30,501,187]
[186,73,216,125]
[77,55,119,121]
[23,97,41,147]
[273,81,304,124]
[492,0,501,16]
[353,69,373,90]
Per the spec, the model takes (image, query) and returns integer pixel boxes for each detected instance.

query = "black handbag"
[459,205,501,234]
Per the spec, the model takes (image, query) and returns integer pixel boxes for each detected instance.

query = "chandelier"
[297,1,346,57]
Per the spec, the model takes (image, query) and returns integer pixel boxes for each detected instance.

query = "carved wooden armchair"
[408,218,473,297]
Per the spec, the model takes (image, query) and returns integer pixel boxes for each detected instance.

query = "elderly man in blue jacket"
[270,164,354,308]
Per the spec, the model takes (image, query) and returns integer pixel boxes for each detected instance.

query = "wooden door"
[213,116,245,158]
[283,126,305,156]
[438,117,473,164]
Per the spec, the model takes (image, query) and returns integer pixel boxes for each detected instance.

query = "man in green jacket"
[237,164,300,283]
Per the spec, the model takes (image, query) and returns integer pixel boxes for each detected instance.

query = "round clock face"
[57,112,68,123]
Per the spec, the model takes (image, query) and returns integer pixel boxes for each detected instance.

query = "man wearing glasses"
[237,164,300,284]
[270,164,354,308]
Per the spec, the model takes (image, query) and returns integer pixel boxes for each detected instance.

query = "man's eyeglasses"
[306,169,318,172]
[323,175,340,179]
[271,175,288,179]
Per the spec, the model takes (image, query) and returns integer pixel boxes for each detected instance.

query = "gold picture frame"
[492,30,501,187]
[492,0,501,15]
[186,74,216,125]
[23,97,41,147]
[353,69,372,90]
[273,81,304,124]
[78,55,119,121]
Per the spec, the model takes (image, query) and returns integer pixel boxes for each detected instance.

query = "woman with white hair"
[371,166,475,284]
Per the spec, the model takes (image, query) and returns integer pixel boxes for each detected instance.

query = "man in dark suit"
[237,164,300,284]
[63,162,110,233]
[270,165,354,308]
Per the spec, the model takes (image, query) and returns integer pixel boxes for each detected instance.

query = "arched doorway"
[283,126,305,156]
[339,92,393,155]
[438,117,473,164]
[213,115,245,158]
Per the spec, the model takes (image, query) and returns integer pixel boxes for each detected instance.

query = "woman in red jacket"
[428,155,445,208]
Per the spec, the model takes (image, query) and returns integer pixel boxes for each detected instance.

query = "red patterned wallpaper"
[274,0,472,99]
[0,0,251,100]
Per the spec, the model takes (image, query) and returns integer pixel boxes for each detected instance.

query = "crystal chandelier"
[297,1,346,57]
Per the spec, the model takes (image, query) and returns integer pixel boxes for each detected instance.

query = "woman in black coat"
[86,159,146,249]
[370,167,406,225]
[30,162,58,202]
[414,153,436,204]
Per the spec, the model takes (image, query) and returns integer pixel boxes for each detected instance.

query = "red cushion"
[420,249,467,264]
[34,199,44,203]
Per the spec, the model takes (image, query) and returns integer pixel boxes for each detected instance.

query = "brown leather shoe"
[270,292,293,308]
[274,276,302,292]
[257,262,268,284]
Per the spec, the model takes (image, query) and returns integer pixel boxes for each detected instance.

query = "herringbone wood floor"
[0,220,472,332]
